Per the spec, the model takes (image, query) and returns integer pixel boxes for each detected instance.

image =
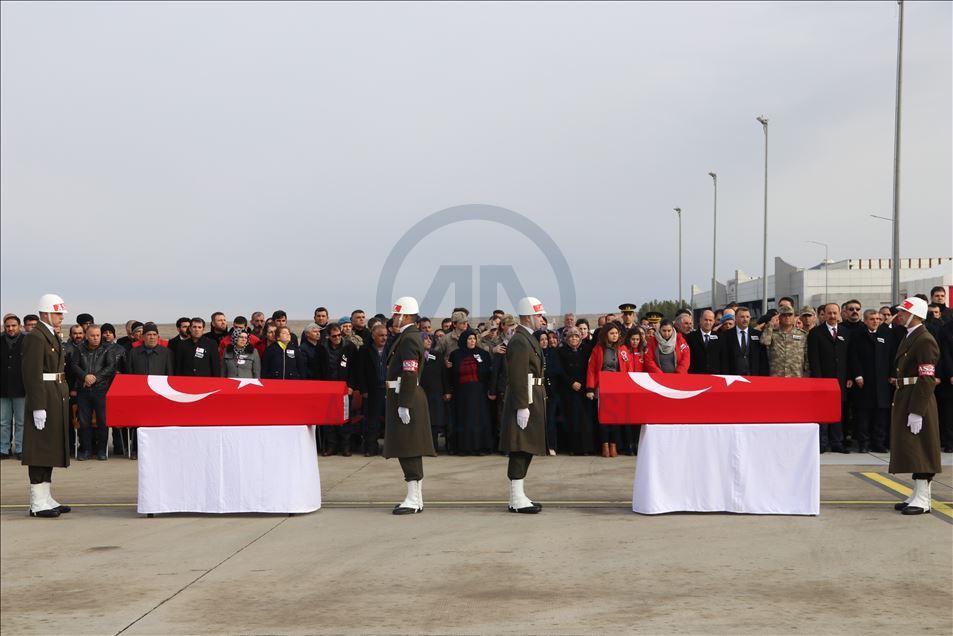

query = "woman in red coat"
[645,319,690,374]
[621,327,647,454]
[585,323,633,457]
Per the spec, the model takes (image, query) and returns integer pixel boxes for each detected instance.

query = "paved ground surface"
[2,452,951,635]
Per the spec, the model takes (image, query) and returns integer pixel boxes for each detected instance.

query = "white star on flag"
[229,378,264,389]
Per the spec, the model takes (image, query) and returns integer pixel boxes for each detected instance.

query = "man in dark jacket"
[686,309,726,374]
[1,314,26,458]
[808,303,851,453]
[722,307,763,376]
[125,323,174,458]
[69,325,117,460]
[175,318,221,377]
[848,309,895,452]
[356,324,388,456]
[320,323,358,456]
[166,317,192,357]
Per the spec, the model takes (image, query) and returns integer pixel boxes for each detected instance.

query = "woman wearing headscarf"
[222,329,261,378]
[539,331,563,455]
[557,326,596,455]
[586,323,634,458]
[645,318,691,374]
[261,326,306,379]
[445,328,494,455]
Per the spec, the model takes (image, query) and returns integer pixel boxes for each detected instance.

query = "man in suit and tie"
[808,303,851,453]
[848,309,896,452]
[723,307,764,376]
[686,309,725,375]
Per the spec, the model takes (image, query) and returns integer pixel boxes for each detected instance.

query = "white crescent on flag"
[627,372,710,400]
[147,375,219,403]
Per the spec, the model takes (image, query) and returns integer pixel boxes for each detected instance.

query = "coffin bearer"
[383,296,436,515]
[889,297,942,515]
[21,294,71,518]
[500,297,548,514]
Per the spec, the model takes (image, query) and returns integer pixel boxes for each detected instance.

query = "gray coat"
[222,347,260,378]
[383,326,436,458]
[499,327,547,455]
[889,325,941,474]
[20,324,70,468]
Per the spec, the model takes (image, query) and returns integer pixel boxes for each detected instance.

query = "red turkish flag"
[597,372,841,425]
[107,375,348,427]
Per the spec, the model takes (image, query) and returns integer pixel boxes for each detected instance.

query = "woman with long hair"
[585,323,633,457]
[261,326,306,379]
[645,319,690,374]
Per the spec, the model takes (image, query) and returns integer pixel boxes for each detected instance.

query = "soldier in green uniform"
[760,305,809,378]
[383,296,436,515]
[889,297,942,515]
[20,294,72,518]
[500,296,548,514]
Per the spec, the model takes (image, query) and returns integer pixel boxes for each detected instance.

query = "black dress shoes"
[55,505,71,514]
[392,505,422,515]
[894,501,909,511]
[901,505,929,515]
[508,503,542,514]
[29,508,60,518]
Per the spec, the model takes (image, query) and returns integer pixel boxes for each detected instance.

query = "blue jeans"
[0,397,25,454]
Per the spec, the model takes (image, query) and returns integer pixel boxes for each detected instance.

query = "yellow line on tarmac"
[861,472,953,520]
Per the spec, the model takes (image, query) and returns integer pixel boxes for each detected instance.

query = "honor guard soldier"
[619,303,638,332]
[21,294,72,518]
[500,297,548,513]
[383,297,436,515]
[889,297,942,515]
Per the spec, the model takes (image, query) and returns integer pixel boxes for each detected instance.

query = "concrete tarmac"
[2,453,951,635]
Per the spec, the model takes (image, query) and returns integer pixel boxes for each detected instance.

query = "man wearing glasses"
[321,324,358,456]
[839,299,865,337]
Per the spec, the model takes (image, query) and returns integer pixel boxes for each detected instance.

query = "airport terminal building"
[692,256,952,315]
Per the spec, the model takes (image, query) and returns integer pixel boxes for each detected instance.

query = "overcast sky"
[2,1,950,323]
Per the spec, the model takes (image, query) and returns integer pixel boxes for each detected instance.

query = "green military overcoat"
[383,325,436,459]
[889,325,941,475]
[20,324,70,468]
[499,326,546,455]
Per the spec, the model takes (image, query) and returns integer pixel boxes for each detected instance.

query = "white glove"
[907,414,923,435]
[516,408,530,430]
[398,407,411,425]
[33,409,47,431]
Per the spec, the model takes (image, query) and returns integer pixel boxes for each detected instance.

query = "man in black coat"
[686,309,726,374]
[722,307,764,376]
[808,303,851,453]
[937,318,953,453]
[355,324,388,456]
[1,313,26,458]
[174,317,221,377]
[847,309,895,452]
[125,324,174,458]
[319,323,358,456]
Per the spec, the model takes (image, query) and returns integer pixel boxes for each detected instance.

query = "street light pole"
[807,240,830,304]
[708,172,718,309]
[891,0,904,304]
[757,116,769,314]
[674,207,682,306]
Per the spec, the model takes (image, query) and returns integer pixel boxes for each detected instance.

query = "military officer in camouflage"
[760,304,809,378]
[500,296,548,514]
[383,296,436,515]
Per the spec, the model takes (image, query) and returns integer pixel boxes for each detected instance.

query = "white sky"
[1,1,950,323]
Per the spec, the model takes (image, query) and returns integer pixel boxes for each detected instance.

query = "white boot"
[393,480,422,515]
[895,481,917,510]
[508,479,541,514]
[416,480,424,511]
[901,479,932,515]
[43,483,70,513]
[29,484,59,518]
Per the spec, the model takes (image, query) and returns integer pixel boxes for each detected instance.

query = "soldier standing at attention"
[760,304,809,378]
[500,297,548,514]
[21,294,72,518]
[890,297,942,516]
[383,297,436,515]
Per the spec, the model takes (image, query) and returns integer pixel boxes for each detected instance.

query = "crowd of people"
[2,286,951,462]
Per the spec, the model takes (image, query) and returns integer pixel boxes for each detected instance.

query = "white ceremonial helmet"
[897,296,927,320]
[38,293,68,314]
[516,296,546,317]
[392,296,420,316]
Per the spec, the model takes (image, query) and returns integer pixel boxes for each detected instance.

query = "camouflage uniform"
[760,325,810,377]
